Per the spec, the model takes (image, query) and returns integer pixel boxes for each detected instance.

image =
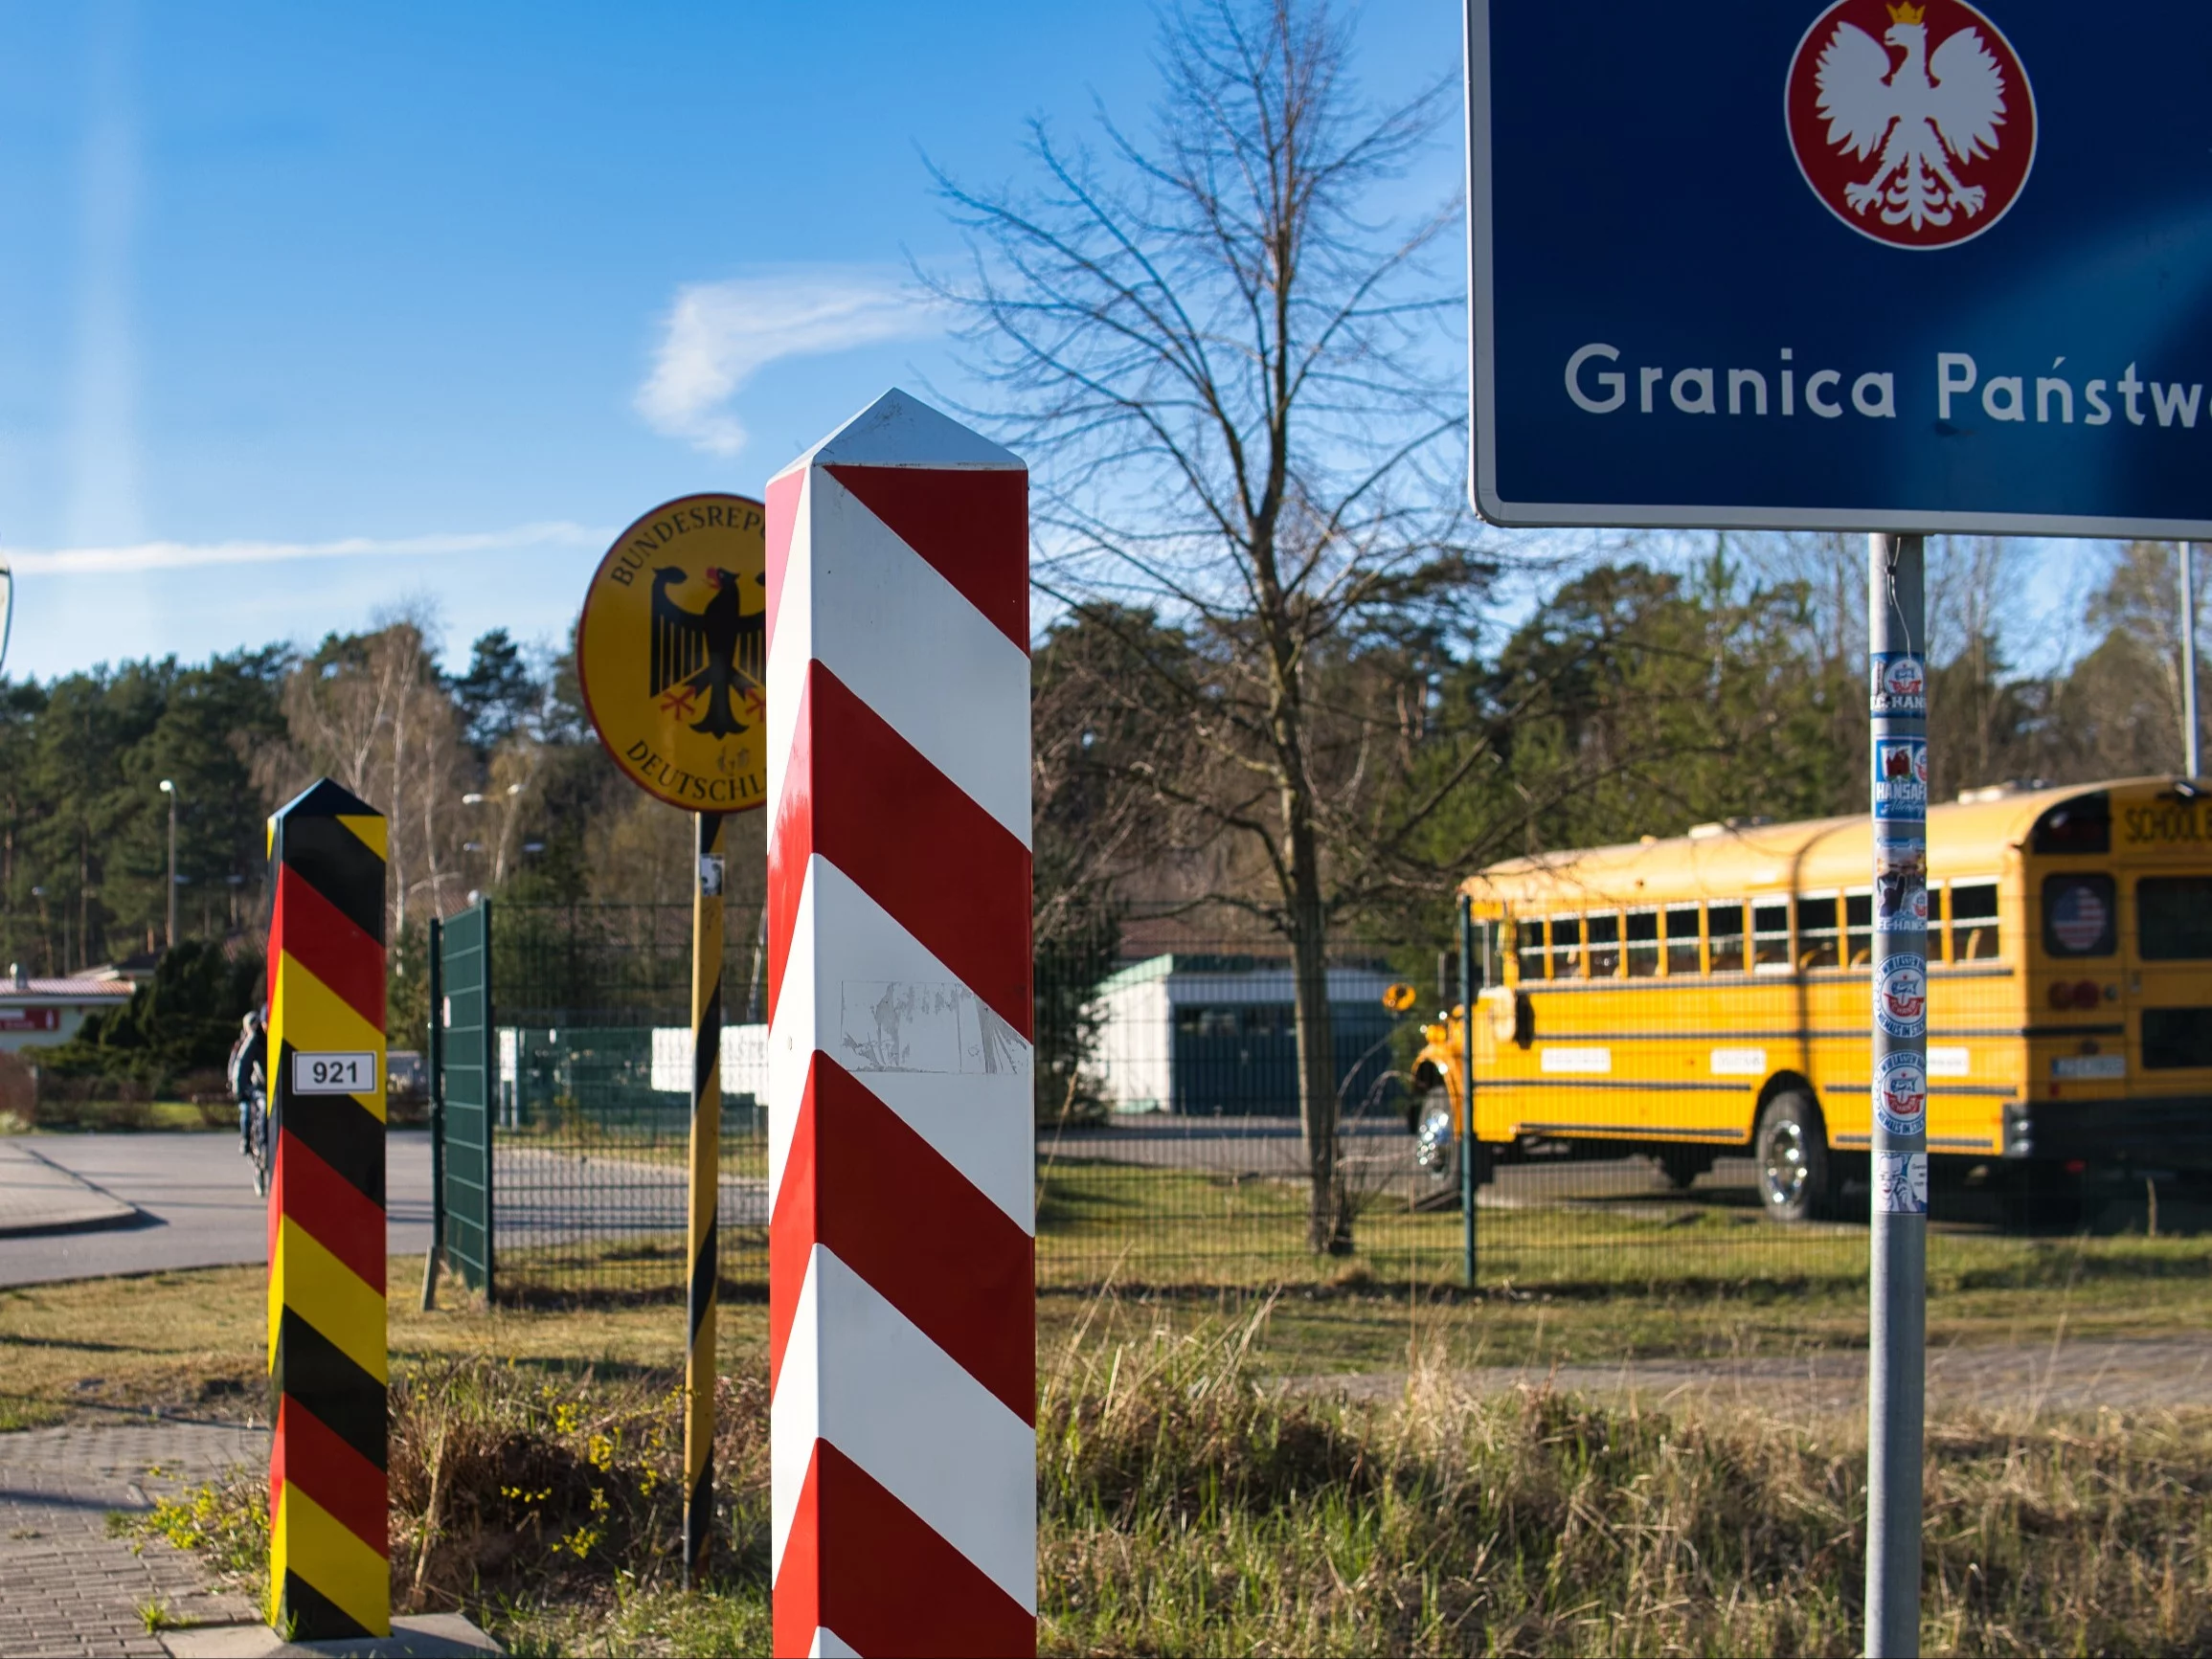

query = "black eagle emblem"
[649,565,765,737]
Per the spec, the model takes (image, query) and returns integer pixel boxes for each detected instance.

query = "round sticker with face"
[1876,953,1928,1037]
[1876,1049,1928,1136]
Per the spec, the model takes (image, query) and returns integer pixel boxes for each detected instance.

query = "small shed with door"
[1088,953,1401,1117]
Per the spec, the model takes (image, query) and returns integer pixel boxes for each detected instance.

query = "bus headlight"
[2001,1101,2033,1159]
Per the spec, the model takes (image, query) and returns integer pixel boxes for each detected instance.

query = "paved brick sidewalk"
[0,1142,138,1238]
[0,1421,266,1658]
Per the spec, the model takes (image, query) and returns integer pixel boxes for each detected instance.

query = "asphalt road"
[0,1132,770,1289]
[1042,1117,1759,1211]
[0,1131,434,1288]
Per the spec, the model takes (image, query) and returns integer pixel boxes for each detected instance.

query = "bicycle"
[244,1072,271,1199]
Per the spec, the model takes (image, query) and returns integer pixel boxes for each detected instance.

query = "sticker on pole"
[1875,1051,1927,1135]
[1875,1151,1929,1215]
[292,1051,378,1095]
[1875,839,1928,924]
[1873,739,1928,818]
[576,494,769,814]
[1875,953,1928,1037]
[1869,653,1927,716]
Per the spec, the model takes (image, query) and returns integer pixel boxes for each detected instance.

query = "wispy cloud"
[4,521,603,577]
[636,268,941,456]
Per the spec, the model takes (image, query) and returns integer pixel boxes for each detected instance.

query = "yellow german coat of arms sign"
[576,493,768,813]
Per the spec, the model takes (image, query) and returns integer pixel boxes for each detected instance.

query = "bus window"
[2143,1007,2212,1068]
[2138,876,2212,959]
[1551,915,1584,979]
[1587,911,1621,977]
[1626,908,1659,977]
[1707,903,1746,973]
[1844,891,1873,966]
[1753,901,1792,970]
[1952,883,2000,960]
[1664,905,1702,975]
[1798,895,1841,969]
[2042,873,2116,957]
[1518,919,1547,980]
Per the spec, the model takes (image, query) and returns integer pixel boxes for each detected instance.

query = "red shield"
[1786,0,2036,250]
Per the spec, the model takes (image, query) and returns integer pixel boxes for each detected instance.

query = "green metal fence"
[440,899,494,1297]
[435,899,769,1304]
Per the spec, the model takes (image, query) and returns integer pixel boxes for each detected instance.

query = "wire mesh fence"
[444,901,2212,1306]
[464,902,770,1303]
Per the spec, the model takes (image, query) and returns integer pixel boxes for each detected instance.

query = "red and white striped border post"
[764,390,1036,1658]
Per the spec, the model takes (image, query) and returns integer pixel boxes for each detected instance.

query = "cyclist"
[228,1005,267,1158]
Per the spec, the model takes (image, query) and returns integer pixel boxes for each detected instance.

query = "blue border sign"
[1467,0,2212,535]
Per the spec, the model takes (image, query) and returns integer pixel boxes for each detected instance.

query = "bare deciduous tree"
[934,0,1478,1251]
[271,607,468,944]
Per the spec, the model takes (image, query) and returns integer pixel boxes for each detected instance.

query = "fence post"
[265,778,389,1641]
[483,898,495,1305]
[765,389,1036,1656]
[1457,893,1478,1288]
[421,912,444,1312]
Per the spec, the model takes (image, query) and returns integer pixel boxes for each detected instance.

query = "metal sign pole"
[686,810,726,1587]
[1457,893,1478,1287]
[1866,532,1929,1658]
[2184,542,2201,779]
[421,913,445,1312]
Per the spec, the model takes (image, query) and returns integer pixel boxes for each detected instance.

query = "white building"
[0,965,133,1054]
[1088,953,1397,1116]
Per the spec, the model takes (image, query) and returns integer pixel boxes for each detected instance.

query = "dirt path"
[1301,1334,2212,1417]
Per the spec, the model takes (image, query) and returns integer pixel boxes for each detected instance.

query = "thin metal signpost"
[686,811,726,1588]
[1866,534,1930,1656]
[1457,894,1478,1287]
[2184,543,2201,779]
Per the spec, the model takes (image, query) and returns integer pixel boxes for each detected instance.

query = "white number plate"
[292,1051,378,1094]
[2050,1053,2126,1082]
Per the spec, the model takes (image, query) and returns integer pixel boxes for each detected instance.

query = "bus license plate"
[292,1051,378,1094]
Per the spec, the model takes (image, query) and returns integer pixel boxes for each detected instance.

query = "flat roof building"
[0,966,134,1053]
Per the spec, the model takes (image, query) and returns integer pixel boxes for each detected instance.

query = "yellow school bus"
[1407,776,2212,1219]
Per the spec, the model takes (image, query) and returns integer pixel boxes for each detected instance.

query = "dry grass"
[100,1288,2212,1657]
[1036,1305,2212,1655]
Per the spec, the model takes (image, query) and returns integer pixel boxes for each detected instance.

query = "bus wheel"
[1756,1091,1836,1222]
[1411,1087,1458,1204]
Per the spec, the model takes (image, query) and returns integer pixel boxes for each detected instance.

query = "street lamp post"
[158,780,178,952]
[462,783,526,886]
[2185,543,2201,779]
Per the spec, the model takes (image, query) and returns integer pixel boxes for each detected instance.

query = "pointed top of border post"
[273,777,378,821]
[771,388,1023,482]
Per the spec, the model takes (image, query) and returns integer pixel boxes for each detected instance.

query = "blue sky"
[0,1,1464,682]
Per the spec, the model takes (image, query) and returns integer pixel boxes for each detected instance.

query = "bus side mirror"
[1513,992,1535,1049]
[1382,982,1417,1013]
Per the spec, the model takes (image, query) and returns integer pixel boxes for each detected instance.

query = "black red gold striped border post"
[687,810,726,1585]
[265,778,389,1641]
